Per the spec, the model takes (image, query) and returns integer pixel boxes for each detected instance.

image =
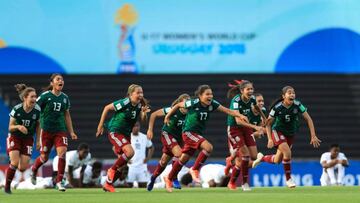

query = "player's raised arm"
[96,103,115,137]
[65,110,77,140]
[302,111,321,148]
[147,108,165,140]
[265,117,275,148]
[217,105,249,123]
[164,101,185,125]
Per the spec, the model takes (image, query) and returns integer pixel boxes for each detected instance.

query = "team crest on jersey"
[48,98,51,101]
[32,114,37,120]
[209,105,213,111]
[17,113,21,116]
[186,100,192,107]
[63,98,67,103]
[195,108,199,111]
[122,138,127,144]
[293,108,298,114]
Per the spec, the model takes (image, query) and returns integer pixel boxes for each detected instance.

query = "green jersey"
[269,100,307,136]
[227,94,256,126]
[9,103,41,138]
[249,107,267,126]
[108,98,142,137]
[161,107,186,140]
[182,98,220,135]
[36,91,70,132]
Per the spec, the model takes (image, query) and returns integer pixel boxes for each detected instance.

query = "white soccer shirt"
[200,164,226,185]
[128,132,153,169]
[53,150,92,172]
[320,152,347,171]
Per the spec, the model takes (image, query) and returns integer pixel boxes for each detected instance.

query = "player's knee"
[41,153,49,162]
[18,166,27,172]
[240,147,249,156]
[10,160,19,167]
[125,149,135,159]
[283,151,292,159]
[273,159,282,164]
[159,158,168,166]
[205,143,213,153]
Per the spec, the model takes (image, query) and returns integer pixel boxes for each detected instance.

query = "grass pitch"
[1,186,359,203]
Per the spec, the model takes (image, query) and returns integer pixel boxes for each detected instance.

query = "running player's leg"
[192,139,213,171]
[31,131,52,179]
[55,146,67,191]
[277,142,295,187]
[5,150,20,194]
[54,132,68,191]
[18,137,33,172]
[239,145,251,190]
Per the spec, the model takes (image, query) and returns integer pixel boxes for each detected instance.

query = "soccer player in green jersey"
[163,85,248,193]
[4,84,41,194]
[224,93,267,176]
[261,86,321,188]
[31,74,78,192]
[96,84,150,193]
[146,93,190,191]
[226,80,265,191]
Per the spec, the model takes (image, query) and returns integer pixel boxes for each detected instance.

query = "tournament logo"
[115,4,139,73]
[32,114,37,120]
[64,98,67,103]
[209,105,213,111]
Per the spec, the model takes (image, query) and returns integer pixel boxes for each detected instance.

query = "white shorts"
[127,167,150,183]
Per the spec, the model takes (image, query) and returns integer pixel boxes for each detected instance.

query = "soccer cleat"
[242,183,252,191]
[106,168,116,183]
[252,152,264,168]
[30,170,37,185]
[164,176,173,193]
[286,178,296,188]
[227,182,237,190]
[4,187,12,194]
[224,156,233,176]
[189,168,201,183]
[56,182,66,192]
[147,177,155,191]
[173,179,182,190]
[103,182,115,193]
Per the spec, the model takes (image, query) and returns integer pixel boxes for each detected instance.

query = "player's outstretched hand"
[71,132,78,140]
[147,129,153,140]
[18,125,28,134]
[96,127,104,138]
[310,135,321,148]
[164,115,171,126]
[267,139,274,148]
[239,114,249,123]
[142,106,151,113]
